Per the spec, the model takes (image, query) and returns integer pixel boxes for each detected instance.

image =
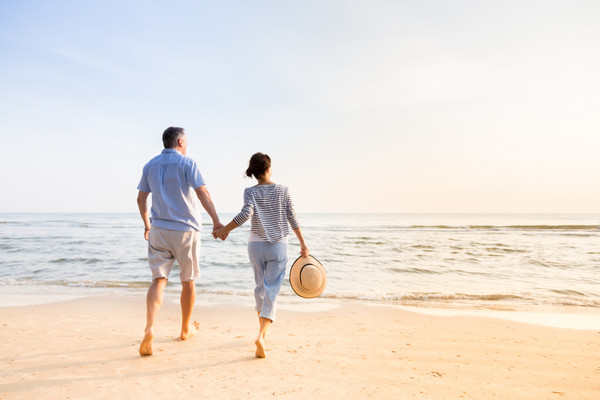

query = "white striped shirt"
[233,184,301,243]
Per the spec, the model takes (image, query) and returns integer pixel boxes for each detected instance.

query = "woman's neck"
[257,177,274,185]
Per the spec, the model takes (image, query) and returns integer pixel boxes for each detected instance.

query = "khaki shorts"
[148,226,201,282]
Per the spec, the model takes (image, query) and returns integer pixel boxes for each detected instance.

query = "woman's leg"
[248,242,266,317]
[259,243,288,322]
[255,317,271,358]
[248,242,269,356]
[254,243,288,358]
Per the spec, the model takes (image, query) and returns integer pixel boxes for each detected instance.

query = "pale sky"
[1,0,598,213]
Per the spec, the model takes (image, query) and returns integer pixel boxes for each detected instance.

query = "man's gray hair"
[162,127,186,149]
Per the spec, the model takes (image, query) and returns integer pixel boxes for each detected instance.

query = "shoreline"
[2,285,600,331]
[1,295,598,399]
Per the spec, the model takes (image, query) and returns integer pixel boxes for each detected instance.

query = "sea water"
[1,213,599,312]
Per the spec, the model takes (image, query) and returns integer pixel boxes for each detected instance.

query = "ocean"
[1,213,599,312]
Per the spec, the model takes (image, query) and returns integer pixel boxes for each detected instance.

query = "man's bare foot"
[139,328,154,356]
[180,321,200,340]
[255,337,266,358]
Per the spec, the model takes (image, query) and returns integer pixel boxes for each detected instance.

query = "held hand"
[212,222,226,240]
[213,227,229,241]
[212,222,229,241]
[300,245,309,258]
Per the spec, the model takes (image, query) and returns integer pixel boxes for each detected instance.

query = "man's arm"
[194,185,226,239]
[137,190,151,241]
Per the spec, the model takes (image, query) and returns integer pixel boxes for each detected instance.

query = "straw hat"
[289,255,327,298]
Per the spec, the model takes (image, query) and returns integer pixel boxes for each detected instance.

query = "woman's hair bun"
[245,152,271,179]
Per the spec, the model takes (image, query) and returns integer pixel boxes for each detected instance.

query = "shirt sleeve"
[137,164,151,192]
[186,160,206,189]
[285,188,301,230]
[233,188,254,226]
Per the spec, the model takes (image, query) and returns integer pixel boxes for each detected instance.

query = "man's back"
[137,127,225,356]
[138,148,205,231]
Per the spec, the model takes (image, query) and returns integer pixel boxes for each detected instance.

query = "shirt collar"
[161,149,179,154]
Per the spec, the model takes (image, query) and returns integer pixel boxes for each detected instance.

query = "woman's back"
[233,183,300,242]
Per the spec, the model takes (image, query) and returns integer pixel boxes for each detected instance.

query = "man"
[136,126,225,356]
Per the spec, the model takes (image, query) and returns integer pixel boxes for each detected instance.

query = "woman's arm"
[285,188,307,256]
[293,227,309,257]
[285,189,301,230]
[214,189,254,239]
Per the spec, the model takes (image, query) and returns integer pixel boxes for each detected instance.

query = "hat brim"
[289,255,327,299]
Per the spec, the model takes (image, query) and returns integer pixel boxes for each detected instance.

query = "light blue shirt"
[137,149,206,231]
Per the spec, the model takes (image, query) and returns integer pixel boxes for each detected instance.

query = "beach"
[1,294,598,399]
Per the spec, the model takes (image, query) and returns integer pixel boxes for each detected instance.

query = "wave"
[2,279,599,308]
[50,257,103,264]
[306,291,600,307]
[0,278,149,289]
[310,225,600,234]
[388,267,441,275]
[485,247,528,253]
[402,225,600,231]
[316,291,528,301]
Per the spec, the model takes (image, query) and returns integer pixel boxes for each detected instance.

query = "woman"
[214,152,309,358]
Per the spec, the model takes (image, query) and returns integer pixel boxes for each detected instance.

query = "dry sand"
[1,295,598,399]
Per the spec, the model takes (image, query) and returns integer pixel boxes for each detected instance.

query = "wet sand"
[0,295,598,399]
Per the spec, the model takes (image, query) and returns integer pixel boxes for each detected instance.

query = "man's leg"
[140,277,168,356]
[180,280,200,340]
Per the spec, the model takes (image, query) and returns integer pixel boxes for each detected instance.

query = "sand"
[0,295,598,399]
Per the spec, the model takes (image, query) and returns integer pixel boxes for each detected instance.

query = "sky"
[1,0,599,214]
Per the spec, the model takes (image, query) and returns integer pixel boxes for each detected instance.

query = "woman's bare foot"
[180,320,200,340]
[255,337,266,358]
[139,328,154,356]
[255,316,271,358]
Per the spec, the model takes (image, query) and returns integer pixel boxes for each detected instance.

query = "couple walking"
[136,127,309,358]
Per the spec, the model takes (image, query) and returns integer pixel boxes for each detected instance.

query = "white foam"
[0,294,84,307]
[277,303,341,313]
[396,305,600,330]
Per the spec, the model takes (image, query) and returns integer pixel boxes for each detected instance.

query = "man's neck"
[166,147,185,155]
